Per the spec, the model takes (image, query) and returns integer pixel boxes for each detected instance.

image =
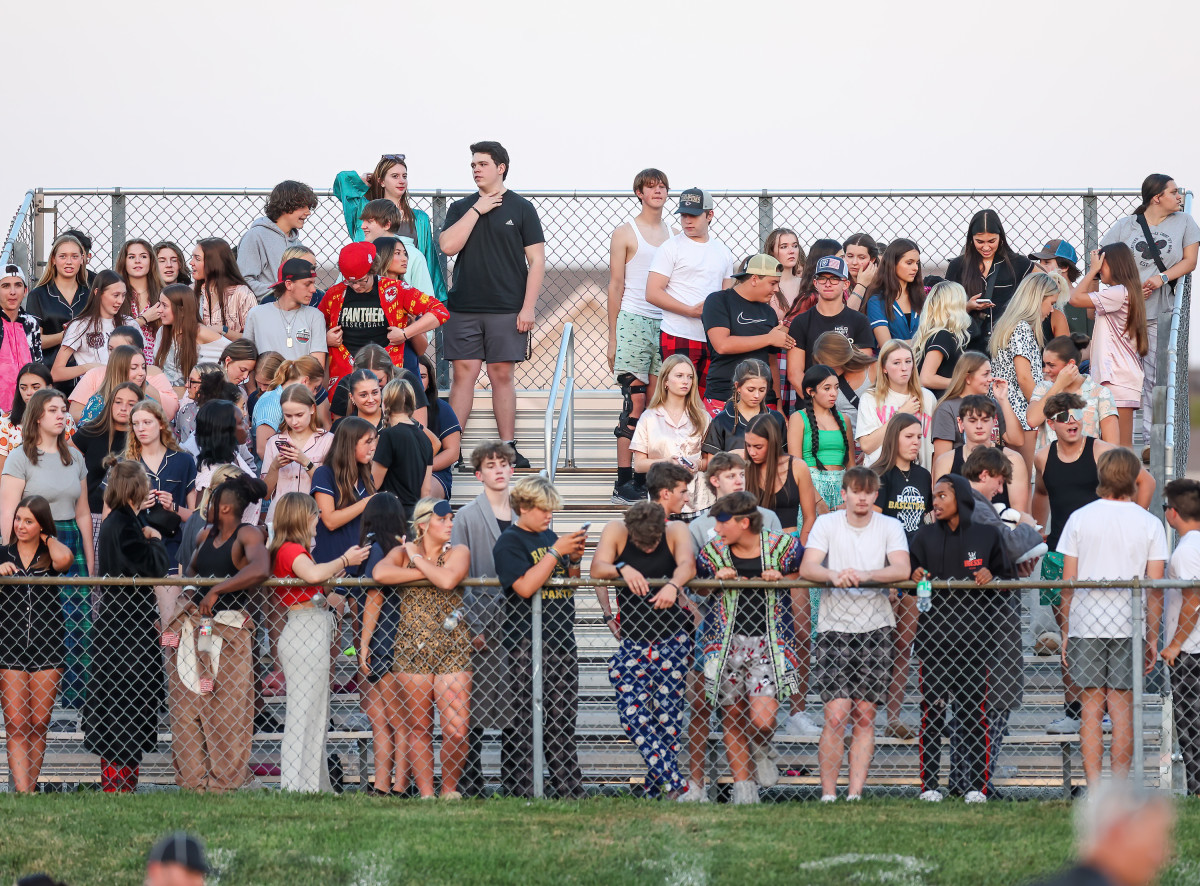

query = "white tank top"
[621,216,670,320]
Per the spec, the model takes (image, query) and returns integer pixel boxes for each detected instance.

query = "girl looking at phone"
[262,384,332,520]
[946,210,1032,353]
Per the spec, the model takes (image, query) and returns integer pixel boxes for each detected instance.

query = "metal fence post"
[758,191,774,249]
[565,330,575,468]
[431,192,451,390]
[1082,190,1099,257]
[1132,582,1146,786]
[32,190,46,279]
[531,590,545,799]
[111,189,126,260]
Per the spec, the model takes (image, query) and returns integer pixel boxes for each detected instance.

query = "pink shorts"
[1104,383,1140,408]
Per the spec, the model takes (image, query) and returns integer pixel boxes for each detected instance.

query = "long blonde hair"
[269,491,319,558]
[991,272,1056,357]
[911,281,970,367]
[646,354,708,437]
[935,350,990,410]
[870,340,926,413]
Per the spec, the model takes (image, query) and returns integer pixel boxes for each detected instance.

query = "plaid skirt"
[55,518,90,708]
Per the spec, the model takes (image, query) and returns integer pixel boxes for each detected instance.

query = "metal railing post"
[1082,190,1099,257]
[531,591,544,799]
[111,189,126,260]
[566,328,575,468]
[758,191,774,249]
[32,190,46,280]
[431,191,451,389]
[1132,582,1146,786]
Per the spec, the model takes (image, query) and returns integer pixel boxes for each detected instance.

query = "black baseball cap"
[274,258,317,289]
[147,831,211,874]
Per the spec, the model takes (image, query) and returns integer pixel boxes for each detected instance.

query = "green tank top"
[795,411,848,469]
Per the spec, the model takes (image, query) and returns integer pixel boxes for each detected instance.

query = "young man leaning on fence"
[1162,478,1200,796]
[608,168,674,505]
[590,500,695,799]
[1057,447,1167,788]
[800,467,910,802]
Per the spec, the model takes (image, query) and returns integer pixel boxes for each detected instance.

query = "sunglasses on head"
[1049,408,1084,424]
[382,153,406,163]
[715,510,757,523]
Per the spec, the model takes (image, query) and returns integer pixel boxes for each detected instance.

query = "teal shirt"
[333,170,447,301]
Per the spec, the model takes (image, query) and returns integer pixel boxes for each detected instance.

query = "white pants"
[279,607,333,793]
[1141,321,1159,441]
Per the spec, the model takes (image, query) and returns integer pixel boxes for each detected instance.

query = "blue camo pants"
[608,632,690,793]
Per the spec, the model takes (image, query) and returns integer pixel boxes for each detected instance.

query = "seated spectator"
[911,281,971,392]
[843,233,880,311]
[358,199,436,297]
[26,234,89,373]
[173,363,221,447]
[247,349,284,417]
[236,180,318,298]
[82,459,170,792]
[930,351,1023,460]
[242,259,327,364]
[115,239,164,363]
[334,153,447,299]
[252,356,328,458]
[702,358,786,457]
[192,238,257,339]
[316,241,447,392]
[789,365,855,511]
[154,240,192,286]
[269,492,370,792]
[0,263,41,410]
[800,467,910,802]
[70,327,178,422]
[591,500,696,799]
[931,395,1029,513]
[864,239,924,346]
[855,340,937,469]
[630,355,708,507]
[787,238,843,317]
[1027,335,1118,447]
[77,345,163,424]
[494,474,587,798]
[695,491,802,805]
[0,363,77,475]
[154,284,230,394]
[416,353,461,500]
[785,256,873,390]
[51,270,133,385]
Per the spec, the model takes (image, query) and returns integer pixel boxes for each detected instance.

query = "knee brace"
[614,372,647,440]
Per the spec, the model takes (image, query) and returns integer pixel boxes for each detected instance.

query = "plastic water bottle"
[916,579,932,614]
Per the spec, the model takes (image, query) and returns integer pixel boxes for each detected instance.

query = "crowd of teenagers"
[0,149,1198,802]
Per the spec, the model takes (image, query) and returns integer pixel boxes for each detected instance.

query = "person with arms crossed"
[609,168,674,504]
[439,141,545,470]
[645,188,735,402]
[701,253,792,414]
[1161,478,1200,796]
[591,500,696,799]
[1058,448,1166,788]
[800,467,910,801]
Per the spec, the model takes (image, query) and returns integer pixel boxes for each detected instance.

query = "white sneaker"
[820,793,837,803]
[1046,716,1080,734]
[751,740,780,788]
[1102,715,1113,733]
[676,779,708,803]
[731,780,760,805]
[919,789,943,802]
[846,794,861,802]
[964,790,988,804]
[785,710,823,736]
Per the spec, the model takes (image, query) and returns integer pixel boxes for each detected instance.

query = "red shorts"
[658,333,710,399]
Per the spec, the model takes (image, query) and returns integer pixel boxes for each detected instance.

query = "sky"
[5,0,1199,345]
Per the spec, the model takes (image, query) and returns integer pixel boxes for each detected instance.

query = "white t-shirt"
[806,511,908,634]
[62,317,117,366]
[648,232,735,341]
[1057,499,1168,638]
[1166,530,1200,655]
[854,387,937,469]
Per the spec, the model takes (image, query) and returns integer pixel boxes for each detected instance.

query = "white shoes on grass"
[919,789,943,802]
[731,780,760,805]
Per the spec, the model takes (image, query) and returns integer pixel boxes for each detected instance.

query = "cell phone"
[678,456,695,469]
[364,532,376,545]
[579,522,592,533]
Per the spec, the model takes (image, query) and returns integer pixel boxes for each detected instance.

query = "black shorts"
[443,311,528,364]
[814,627,895,705]
[0,644,64,672]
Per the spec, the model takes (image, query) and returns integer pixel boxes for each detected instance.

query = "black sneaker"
[612,480,644,505]
[455,456,474,474]
[511,446,531,470]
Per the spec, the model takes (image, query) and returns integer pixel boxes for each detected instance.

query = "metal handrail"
[1,189,34,268]
[542,322,575,482]
[1162,190,1194,496]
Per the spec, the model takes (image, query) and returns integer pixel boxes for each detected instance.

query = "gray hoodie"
[236,216,302,297]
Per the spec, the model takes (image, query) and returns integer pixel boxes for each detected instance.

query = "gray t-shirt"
[2,445,87,520]
[931,395,1008,446]
[242,303,328,362]
[1102,212,1200,321]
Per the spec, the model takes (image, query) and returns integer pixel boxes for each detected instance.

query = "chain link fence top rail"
[9,188,1150,392]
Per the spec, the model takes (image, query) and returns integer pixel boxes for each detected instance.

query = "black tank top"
[616,533,690,643]
[1044,438,1099,551]
[772,456,801,530]
[194,523,250,613]
[730,551,769,637]
[951,445,1010,508]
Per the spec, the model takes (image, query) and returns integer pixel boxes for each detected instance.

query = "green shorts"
[613,310,662,383]
[1039,551,1064,606]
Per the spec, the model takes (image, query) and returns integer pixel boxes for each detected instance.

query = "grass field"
[2,793,1199,885]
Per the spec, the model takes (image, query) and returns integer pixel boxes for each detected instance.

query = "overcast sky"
[5,0,1199,350]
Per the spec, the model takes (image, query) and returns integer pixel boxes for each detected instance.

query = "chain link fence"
[4,188,1148,392]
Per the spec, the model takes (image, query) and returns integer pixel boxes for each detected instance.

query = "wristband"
[604,614,617,623]
[472,206,482,217]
